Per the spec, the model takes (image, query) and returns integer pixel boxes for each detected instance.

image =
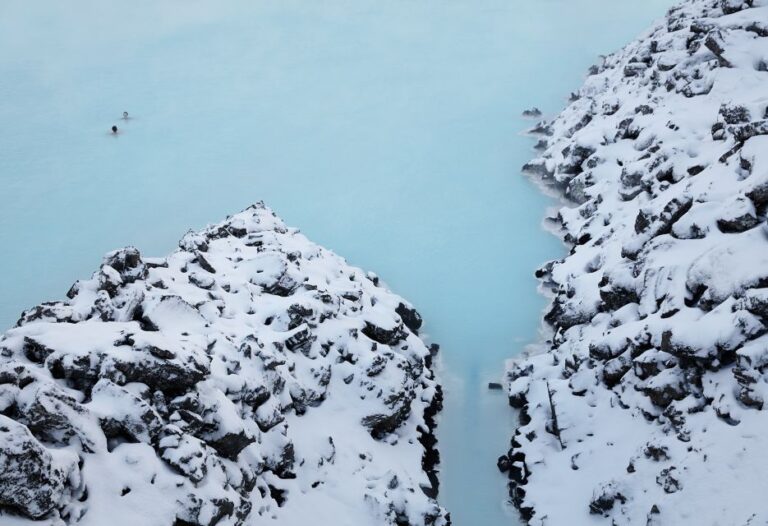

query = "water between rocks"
[0,1,673,523]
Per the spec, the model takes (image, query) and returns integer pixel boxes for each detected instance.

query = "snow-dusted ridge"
[0,203,448,526]
[501,0,768,524]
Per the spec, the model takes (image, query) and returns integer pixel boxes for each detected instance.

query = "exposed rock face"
[505,1,768,524]
[0,204,448,526]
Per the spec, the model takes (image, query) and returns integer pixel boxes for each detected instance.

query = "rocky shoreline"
[501,0,768,524]
[0,203,448,526]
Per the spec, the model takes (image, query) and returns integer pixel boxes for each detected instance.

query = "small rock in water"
[522,107,542,118]
[497,454,510,472]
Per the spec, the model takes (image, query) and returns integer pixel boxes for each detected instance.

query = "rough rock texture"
[503,1,768,524]
[0,203,448,526]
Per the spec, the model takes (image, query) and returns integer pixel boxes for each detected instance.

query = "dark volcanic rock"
[0,416,77,518]
[396,303,423,335]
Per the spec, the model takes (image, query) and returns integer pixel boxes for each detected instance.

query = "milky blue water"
[0,1,672,523]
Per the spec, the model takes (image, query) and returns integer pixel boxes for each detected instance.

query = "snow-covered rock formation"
[501,1,768,523]
[0,203,447,526]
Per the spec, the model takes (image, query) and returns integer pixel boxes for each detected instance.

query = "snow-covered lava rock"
[501,0,768,524]
[0,203,448,526]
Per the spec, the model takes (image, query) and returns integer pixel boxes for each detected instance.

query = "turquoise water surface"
[0,1,672,523]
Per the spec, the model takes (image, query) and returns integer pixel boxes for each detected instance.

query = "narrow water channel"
[0,1,673,524]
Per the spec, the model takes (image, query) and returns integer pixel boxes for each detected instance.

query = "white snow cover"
[0,203,447,526]
[503,1,768,524]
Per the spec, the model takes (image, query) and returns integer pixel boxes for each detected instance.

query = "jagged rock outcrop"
[503,1,768,524]
[0,204,448,526]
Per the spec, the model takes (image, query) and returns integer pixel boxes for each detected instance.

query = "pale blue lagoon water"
[0,1,672,523]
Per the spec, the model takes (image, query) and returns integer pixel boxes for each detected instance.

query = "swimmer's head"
[111,125,118,133]
[123,111,128,119]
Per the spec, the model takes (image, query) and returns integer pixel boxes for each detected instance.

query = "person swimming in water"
[111,125,118,134]
[122,111,129,120]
